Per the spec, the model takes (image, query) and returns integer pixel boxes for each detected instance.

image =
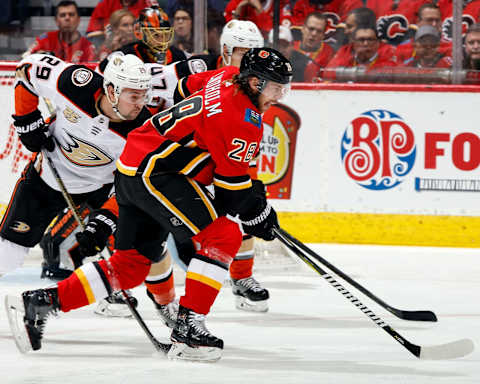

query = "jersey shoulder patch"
[244,108,262,128]
[57,65,103,117]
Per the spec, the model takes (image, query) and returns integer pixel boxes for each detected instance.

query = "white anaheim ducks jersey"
[98,51,211,112]
[14,54,151,193]
[146,58,209,110]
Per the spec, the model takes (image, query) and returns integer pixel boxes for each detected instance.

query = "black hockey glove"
[75,209,117,257]
[240,199,278,241]
[12,109,54,152]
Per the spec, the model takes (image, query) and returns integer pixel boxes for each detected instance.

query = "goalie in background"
[6,47,293,362]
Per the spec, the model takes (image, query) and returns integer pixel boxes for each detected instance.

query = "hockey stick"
[39,107,171,353]
[277,228,437,322]
[42,150,171,354]
[273,228,474,359]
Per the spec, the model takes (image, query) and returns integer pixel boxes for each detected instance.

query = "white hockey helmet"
[103,53,151,119]
[220,20,264,66]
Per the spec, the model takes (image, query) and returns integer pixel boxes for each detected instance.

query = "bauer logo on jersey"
[57,131,114,167]
[71,68,93,87]
[11,221,30,233]
[341,110,416,191]
[245,109,261,128]
[63,107,81,123]
[187,59,207,74]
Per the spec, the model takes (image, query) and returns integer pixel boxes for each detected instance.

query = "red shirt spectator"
[293,12,334,69]
[327,26,397,69]
[224,0,292,35]
[25,1,96,62]
[29,31,96,62]
[367,0,429,45]
[291,0,363,42]
[438,0,480,42]
[87,0,157,37]
[396,3,451,63]
[402,25,451,68]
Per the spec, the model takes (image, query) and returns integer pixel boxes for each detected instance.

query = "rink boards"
[0,63,479,247]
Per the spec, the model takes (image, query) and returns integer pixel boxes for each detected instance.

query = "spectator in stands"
[97,9,136,61]
[166,0,227,17]
[207,10,226,55]
[86,0,156,45]
[332,7,377,50]
[368,0,427,46]
[463,23,480,70]
[402,25,451,68]
[269,25,311,82]
[293,13,334,68]
[396,3,451,64]
[24,0,96,63]
[224,0,292,36]
[438,0,480,42]
[290,0,364,44]
[172,4,194,54]
[326,24,397,69]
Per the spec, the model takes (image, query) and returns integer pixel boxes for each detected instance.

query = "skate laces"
[159,299,179,320]
[187,312,211,337]
[237,277,263,292]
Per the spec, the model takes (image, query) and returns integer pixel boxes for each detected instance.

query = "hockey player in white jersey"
[0,53,151,290]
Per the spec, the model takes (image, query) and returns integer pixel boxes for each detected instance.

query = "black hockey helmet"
[239,47,293,85]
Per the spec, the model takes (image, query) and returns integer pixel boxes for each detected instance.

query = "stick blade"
[420,338,474,360]
[394,309,438,322]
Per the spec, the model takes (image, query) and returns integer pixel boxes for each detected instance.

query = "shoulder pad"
[57,65,103,117]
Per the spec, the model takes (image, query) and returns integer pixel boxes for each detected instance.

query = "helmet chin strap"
[107,92,128,120]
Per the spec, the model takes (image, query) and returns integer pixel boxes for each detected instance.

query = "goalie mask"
[103,53,151,120]
[134,6,173,62]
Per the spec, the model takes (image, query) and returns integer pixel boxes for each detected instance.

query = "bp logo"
[341,110,416,190]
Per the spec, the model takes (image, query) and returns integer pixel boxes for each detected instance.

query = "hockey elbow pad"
[240,198,278,241]
[12,109,54,152]
[75,209,117,257]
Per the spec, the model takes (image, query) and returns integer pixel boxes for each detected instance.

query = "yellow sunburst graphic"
[258,116,290,185]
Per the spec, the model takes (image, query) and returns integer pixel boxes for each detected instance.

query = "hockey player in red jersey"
[6,48,293,362]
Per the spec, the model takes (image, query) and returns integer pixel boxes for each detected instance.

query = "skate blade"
[94,302,133,318]
[235,296,268,313]
[167,342,222,362]
[4,295,32,354]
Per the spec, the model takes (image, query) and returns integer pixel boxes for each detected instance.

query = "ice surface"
[0,244,479,384]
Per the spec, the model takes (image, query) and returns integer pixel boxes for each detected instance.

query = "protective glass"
[118,89,149,105]
[261,80,291,101]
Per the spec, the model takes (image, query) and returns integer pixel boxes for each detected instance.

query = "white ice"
[0,243,479,384]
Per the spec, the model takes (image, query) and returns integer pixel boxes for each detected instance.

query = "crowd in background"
[3,0,480,82]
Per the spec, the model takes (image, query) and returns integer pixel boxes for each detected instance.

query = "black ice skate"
[5,288,59,353]
[168,305,223,362]
[232,276,269,312]
[146,289,178,328]
[94,290,138,318]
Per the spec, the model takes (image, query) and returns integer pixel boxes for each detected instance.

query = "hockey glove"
[240,199,278,241]
[12,109,54,152]
[75,209,117,257]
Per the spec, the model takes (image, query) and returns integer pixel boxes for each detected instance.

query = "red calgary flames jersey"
[368,0,429,45]
[28,31,96,63]
[438,0,480,41]
[291,0,364,42]
[117,66,263,194]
